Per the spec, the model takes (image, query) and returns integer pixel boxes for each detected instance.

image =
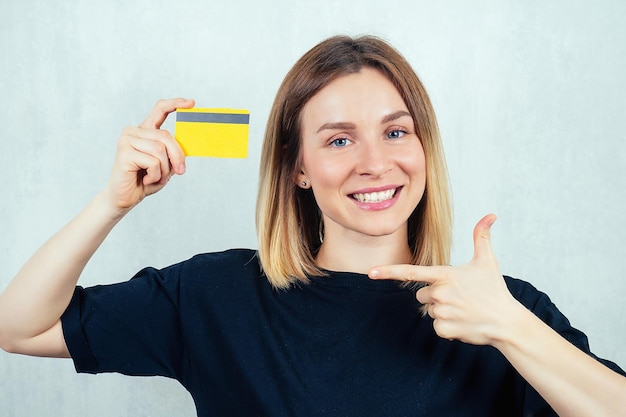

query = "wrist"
[94,189,133,223]
[488,298,533,351]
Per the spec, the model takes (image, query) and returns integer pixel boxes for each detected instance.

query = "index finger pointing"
[368,264,444,284]
[140,98,195,129]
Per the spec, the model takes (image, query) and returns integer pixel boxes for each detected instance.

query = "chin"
[357,224,405,238]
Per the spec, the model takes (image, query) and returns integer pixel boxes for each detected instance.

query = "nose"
[355,139,391,178]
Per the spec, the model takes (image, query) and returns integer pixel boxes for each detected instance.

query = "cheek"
[303,157,350,189]
[398,145,427,178]
[304,161,353,213]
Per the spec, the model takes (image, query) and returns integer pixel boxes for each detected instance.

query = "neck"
[315,225,413,274]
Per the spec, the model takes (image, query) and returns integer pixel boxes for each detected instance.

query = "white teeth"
[352,189,396,203]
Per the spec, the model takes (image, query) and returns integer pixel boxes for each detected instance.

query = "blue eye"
[330,137,351,147]
[387,129,407,139]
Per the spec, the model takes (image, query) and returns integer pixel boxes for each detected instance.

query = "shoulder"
[504,276,587,348]
[503,275,579,337]
[503,275,625,374]
[124,249,262,295]
[182,248,260,271]
[156,248,264,292]
[503,276,552,312]
[163,248,261,276]
[503,275,569,326]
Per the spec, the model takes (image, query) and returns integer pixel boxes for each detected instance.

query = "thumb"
[140,98,195,129]
[472,213,497,261]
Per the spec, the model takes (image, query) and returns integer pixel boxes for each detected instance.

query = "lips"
[349,186,402,210]
[350,188,397,203]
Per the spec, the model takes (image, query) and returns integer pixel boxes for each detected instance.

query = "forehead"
[300,68,408,128]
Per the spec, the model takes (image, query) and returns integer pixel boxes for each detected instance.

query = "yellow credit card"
[175,108,249,158]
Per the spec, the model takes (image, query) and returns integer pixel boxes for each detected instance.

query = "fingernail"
[369,269,380,279]
[179,164,186,174]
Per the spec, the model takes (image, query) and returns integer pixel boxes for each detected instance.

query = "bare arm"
[0,98,194,357]
[369,214,626,417]
[0,191,127,357]
[494,300,626,417]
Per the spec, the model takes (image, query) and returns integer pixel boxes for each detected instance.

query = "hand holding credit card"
[175,108,250,158]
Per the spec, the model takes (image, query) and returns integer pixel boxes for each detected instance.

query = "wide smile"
[350,188,398,203]
[348,186,403,210]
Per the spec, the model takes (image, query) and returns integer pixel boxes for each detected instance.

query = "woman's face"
[298,67,426,242]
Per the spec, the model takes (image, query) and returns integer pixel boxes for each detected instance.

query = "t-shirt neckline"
[310,269,410,292]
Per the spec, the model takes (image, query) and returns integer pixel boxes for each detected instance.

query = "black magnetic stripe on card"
[176,112,250,124]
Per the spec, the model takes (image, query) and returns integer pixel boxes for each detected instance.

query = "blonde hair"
[256,35,452,289]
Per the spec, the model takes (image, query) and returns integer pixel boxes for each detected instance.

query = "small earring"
[301,181,307,187]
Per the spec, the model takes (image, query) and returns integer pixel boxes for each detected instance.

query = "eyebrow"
[315,110,412,134]
[381,110,412,124]
[316,121,356,133]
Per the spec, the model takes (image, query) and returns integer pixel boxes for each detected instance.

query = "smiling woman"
[257,36,452,287]
[297,68,427,272]
[0,35,625,417]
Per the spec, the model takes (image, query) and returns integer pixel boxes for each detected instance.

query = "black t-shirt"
[61,249,624,416]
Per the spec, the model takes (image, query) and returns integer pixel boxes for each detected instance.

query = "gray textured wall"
[1,1,624,416]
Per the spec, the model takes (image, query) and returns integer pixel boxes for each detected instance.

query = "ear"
[295,170,310,189]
